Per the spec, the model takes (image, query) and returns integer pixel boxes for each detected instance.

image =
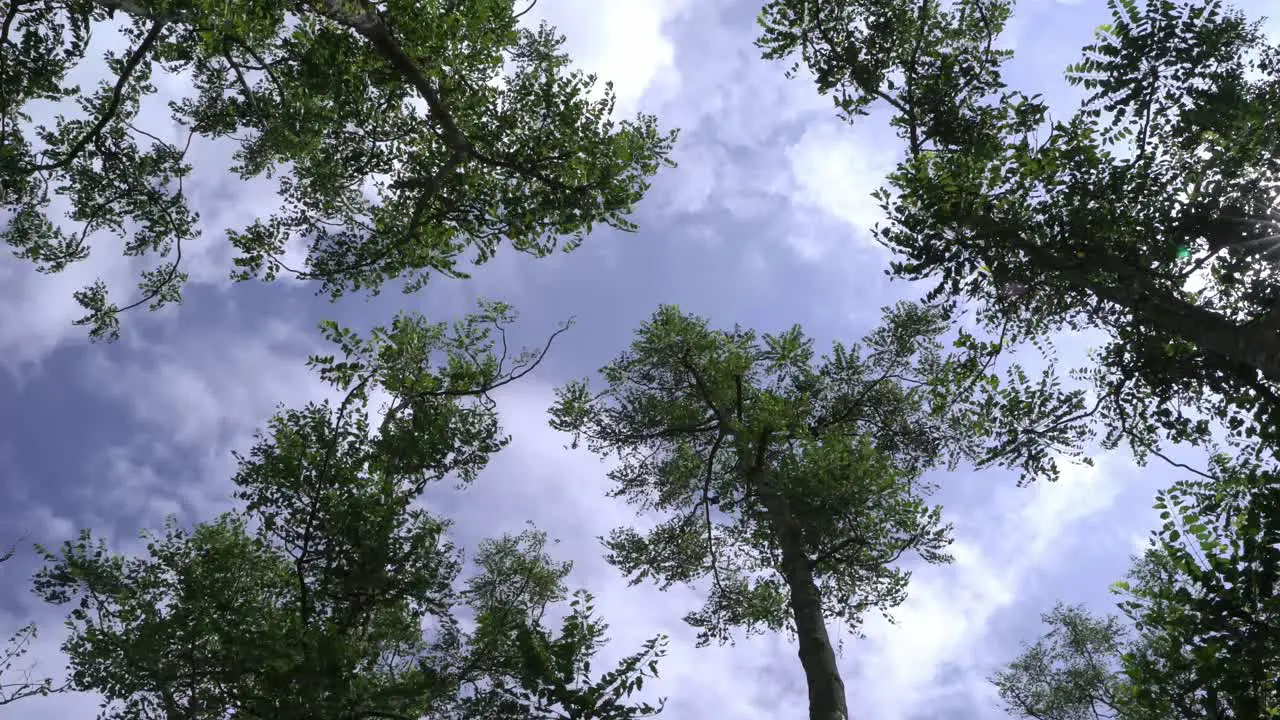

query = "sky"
[0,0,1276,718]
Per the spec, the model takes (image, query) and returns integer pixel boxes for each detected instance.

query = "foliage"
[28,302,666,719]
[0,538,66,706]
[549,301,1094,720]
[992,603,1142,720]
[0,0,677,340]
[992,459,1280,719]
[757,0,1280,464]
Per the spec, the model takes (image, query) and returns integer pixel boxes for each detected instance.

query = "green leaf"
[25,306,666,718]
[3,0,677,341]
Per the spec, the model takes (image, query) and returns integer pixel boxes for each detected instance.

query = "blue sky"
[1,0,1276,718]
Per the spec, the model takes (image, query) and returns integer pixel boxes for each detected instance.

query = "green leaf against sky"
[549,301,1095,720]
[0,0,677,341]
[756,0,1280,464]
[25,301,667,720]
[994,458,1280,720]
[0,538,66,707]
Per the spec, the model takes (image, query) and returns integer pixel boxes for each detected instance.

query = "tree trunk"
[782,541,849,720]
[756,479,849,720]
[1029,244,1280,384]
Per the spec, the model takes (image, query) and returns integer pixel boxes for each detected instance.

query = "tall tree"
[756,0,1280,462]
[993,602,1147,720]
[29,301,668,719]
[0,0,677,341]
[993,458,1280,719]
[548,302,1094,720]
[1,537,66,707]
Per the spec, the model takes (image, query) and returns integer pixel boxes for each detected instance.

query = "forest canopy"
[2,0,1278,718]
[0,0,676,339]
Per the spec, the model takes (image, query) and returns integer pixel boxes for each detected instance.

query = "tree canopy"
[756,0,1280,465]
[549,301,1095,720]
[9,0,1280,718]
[993,458,1280,719]
[25,302,667,720]
[0,538,66,707]
[0,0,677,340]
[759,0,1280,714]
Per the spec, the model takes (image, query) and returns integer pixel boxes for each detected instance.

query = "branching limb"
[25,19,167,173]
[701,432,728,599]
[680,355,730,428]
[809,525,927,572]
[378,319,572,436]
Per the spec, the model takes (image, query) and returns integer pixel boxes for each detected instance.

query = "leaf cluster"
[756,0,1280,465]
[993,458,1280,720]
[0,0,677,340]
[25,302,666,720]
[550,301,1091,646]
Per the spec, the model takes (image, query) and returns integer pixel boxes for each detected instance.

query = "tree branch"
[701,431,727,599]
[307,0,472,156]
[379,319,571,437]
[25,19,167,173]
[679,355,730,429]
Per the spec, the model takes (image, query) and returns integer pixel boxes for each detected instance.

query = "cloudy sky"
[1,1,1275,718]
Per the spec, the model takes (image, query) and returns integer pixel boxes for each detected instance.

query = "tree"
[28,301,667,719]
[1,537,67,706]
[0,0,677,341]
[993,458,1280,719]
[991,602,1147,720]
[756,0,1280,463]
[548,301,1094,720]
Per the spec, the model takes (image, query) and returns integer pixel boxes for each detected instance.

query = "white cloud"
[80,317,324,449]
[0,19,292,373]
[0,445,76,546]
[41,311,338,553]
[0,252,135,377]
[660,140,728,214]
[520,0,692,116]
[785,118,898,253]
[0,313,340,719]
[845,460,1123,719]
[619,1,902,262]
